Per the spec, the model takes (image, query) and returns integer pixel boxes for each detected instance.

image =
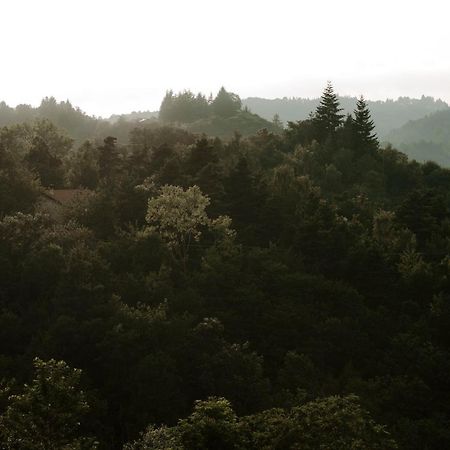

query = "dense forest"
[0,97,140,145]
[1,89,449,166]
[158,88,279,138]
[0,88,277,146]
[1,82,450,449]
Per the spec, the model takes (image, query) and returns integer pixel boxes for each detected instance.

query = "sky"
[0,0,449,117]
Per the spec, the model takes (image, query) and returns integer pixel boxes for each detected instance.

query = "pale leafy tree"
[124,397,240,450]
[0,358,97,450]
[372,210,416,259]
[125,395,397,449]
[146,185,234,270]
[124,424,183,450]
[398,248,431,283]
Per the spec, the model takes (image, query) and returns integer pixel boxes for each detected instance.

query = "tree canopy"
[1,85,450,449]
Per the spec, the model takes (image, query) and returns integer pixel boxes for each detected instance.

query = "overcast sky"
[0,0,449,117]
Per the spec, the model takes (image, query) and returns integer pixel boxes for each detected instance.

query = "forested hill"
[0,90,278,143]
[1,82,450,449]
[384,108,450,166]
[0,97,143,144]
[243,95,449,137]
[157,87,280,137]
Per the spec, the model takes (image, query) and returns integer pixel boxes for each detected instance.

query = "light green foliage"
[372,209,416,259]
[126,395,397,450]
[398,248,432,282]
[0,358,97,450]
[146,185,234,269]
[147,185,210,246]
[124,424,183,450]
[178,397,242,450]
[0,119,72,160]
[285,395,398,449]
[127,397,242,450]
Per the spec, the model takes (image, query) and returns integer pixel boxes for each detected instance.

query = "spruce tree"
[212,87,241,118]
[98,136,120,181]
[353,96,379,150]
[159,90,174,122]
[313,82,344,140]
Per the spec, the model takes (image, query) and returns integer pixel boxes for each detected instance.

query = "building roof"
[41,189,89,205]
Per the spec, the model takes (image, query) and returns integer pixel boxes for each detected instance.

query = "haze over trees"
[385,108,450,166]
[242,94,449,137]
[0,89,449,164]
[1,83,450,449]
[158,87,280,137]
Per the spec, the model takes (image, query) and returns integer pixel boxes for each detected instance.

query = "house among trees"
[37,189,89,220]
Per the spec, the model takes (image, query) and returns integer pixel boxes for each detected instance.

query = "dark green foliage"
[0,143,39,215]
[25,136,65,187]
[158,87,277,138]
[243,94,448,139]
[212,87,242,118]
[98,136,121,181]
[312,81,345,140]
[2,86,450,450]
[159,90,210,123]
[353,96,379,151]
[66,141,100,189]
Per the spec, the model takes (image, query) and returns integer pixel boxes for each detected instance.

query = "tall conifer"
[353,96,379,150]
[313,82,344,139]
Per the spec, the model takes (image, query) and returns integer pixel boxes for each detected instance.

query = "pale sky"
[0,0,449,117]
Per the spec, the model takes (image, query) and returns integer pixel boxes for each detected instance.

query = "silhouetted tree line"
[1,83,450,449]
[159,88,242,123]
[243,94,449,138]
[158,87,281,138]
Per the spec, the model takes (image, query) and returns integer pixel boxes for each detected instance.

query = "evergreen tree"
[212,87,241,118]
[272,113,284,131]
[159,90,174,122]
[353,95,379,150]
[312,81,344,140]
[98,136,120,182]
[66,141,99,189]
[24,136,65,187]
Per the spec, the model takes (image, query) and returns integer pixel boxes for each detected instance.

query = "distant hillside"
[158,88,280,138]
[0,97,151,145]
[384,109,450,166]
[242,96,449,138]
[183,110,277,138]
[0,94,276,144]
[108,110,159,123]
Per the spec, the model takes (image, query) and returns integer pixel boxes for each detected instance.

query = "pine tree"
[353,96,379,151]
[159,90,174,122]
[98,136,120,181]
[212,87,241,118]
[313,82,344,139]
